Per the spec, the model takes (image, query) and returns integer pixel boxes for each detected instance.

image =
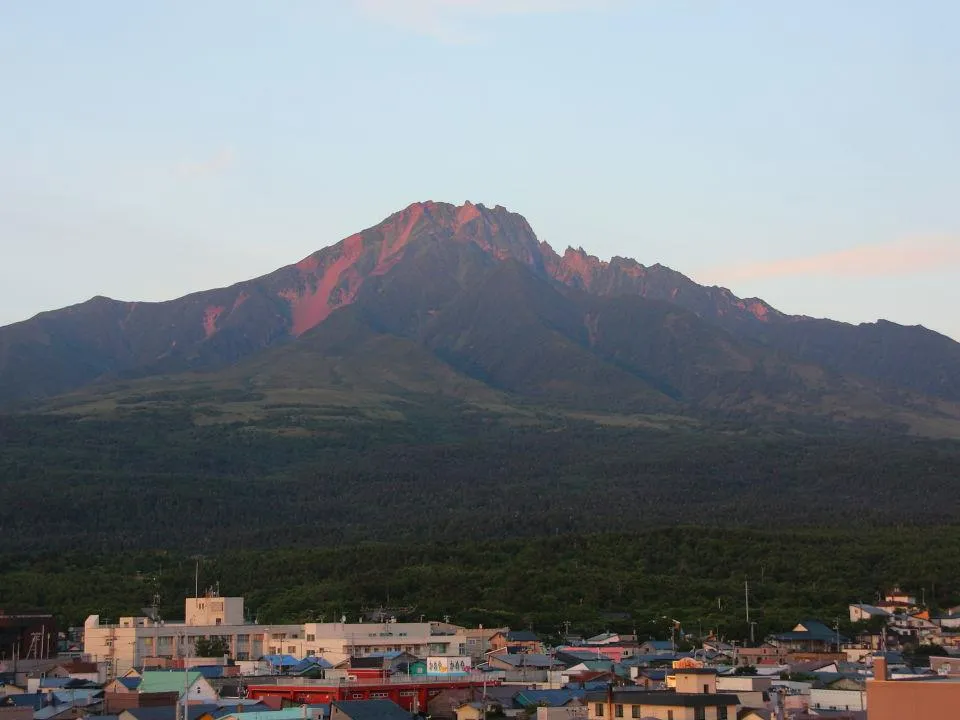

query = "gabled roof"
[138,671,205,695]
[490,654,560,668]
[850,604,891,617]
[123,703,221,720]
[118,677,142,690]
[513,690,585,708]
[640,641,674,651]
[331,699,412,720]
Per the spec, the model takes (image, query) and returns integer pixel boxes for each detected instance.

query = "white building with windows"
[83,593,469,676]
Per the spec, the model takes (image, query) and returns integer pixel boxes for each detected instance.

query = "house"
[931,612,960,629]
[636,641,674,656]
[105,677,142,694]
[771,621,846,653]
[513,690,585,710]
[489,631,542,655]
[119,705,220,720]
[848,604,891,624]
[137,671,218,703]
[586,670,739,720]
[330,700,412,720]
[463,628,508,662]
[453,702,484,720]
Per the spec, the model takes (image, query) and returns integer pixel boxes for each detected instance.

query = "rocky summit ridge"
[1,200,959,430]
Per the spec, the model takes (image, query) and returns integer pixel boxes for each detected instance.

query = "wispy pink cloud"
[353,0,615,43]
[702,238,960,283]
[176,148,235,178]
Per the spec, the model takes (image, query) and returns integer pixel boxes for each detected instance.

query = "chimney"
[873,656,889,681]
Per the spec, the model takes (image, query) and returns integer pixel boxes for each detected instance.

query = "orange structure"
[867,656,960,719]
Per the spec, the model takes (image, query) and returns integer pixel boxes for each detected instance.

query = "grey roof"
[506,631,539,642]
[492,653,560,668]
[851,604,891,616]
[331,700,411,720]
[584,690,740,708]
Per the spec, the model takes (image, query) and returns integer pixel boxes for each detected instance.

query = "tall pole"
[745,581,751,646]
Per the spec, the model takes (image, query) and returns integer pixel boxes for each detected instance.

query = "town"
[2,587,959,720]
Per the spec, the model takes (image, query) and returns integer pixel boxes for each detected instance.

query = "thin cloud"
[702,238,960,283]
[353,0,615,43]
[176,148,235,178]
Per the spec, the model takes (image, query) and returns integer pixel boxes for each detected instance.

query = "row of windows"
[596,704,725,720]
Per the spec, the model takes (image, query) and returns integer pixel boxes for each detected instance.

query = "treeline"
[1,408,960,554]
[3,526,960,644]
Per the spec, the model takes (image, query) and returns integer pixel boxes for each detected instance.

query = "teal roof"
[219,711,308,720]
[138,670,204,695]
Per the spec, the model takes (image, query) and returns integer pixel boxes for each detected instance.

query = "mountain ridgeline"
[1,200,960,433]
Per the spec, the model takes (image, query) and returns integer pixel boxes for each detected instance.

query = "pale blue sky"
[2,1,959,338]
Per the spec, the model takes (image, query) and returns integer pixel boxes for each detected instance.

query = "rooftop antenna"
[745,580,753,646]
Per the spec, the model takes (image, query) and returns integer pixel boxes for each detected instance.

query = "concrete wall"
[809,688,865,711]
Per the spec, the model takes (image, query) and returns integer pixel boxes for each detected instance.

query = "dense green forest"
[2,408,959,553]
[3,526,960,643]
[2,407,960,640]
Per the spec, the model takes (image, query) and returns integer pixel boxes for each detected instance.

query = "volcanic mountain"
[2,200,960,433]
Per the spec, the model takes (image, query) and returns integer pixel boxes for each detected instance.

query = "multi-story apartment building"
[298,621,467,665]
[83,594,301,676]
[83,593,469,675]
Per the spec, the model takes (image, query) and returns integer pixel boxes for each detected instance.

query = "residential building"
[298,622,467,665]
[488,631,542,655]
[463,627,507,662]
[867,655,960,720]
[330,700,412,720]
[586,671,739,720]
[770,621,846,653]
[142,670,217,701]
[847,604,891,623]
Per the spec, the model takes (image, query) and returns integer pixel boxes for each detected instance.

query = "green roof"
[138,671,204,695]
[220,712,308,720]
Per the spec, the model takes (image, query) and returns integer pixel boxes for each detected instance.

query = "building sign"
[426,656,472,675]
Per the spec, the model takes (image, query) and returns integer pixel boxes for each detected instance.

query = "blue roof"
[192,665,227,679]
[505,631,538,642]
[564,681,608,691]
[8,694,44,710]
[39,678,72,689]
[261,654,299,666]
[643,641,674,651]
[118,677,142,690]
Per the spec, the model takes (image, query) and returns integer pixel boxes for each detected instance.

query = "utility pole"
[745,581,752,646]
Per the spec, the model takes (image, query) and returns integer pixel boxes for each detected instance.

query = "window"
[703,684,709,694]
[595,704,604,717]
[631,708,640,719]
[614,705,623,718]
[215,618,221,625]
[371,693,389,699]
[666,712,673,720]
[307,634,315,642]
[718,708,728,720]
[694,708,705,720]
